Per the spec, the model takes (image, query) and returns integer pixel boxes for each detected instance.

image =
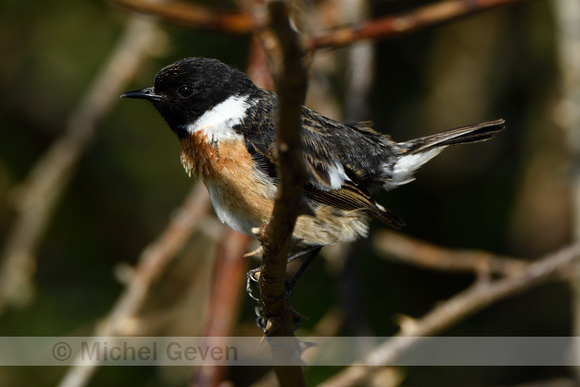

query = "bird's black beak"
[121,87,164,101]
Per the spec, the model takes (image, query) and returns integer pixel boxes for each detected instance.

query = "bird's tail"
[400,119,505,154]
[383,119,505,190]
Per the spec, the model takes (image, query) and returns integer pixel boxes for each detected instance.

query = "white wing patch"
[327,160,351,189]
[184,95,249,144]
[383,147,445,190]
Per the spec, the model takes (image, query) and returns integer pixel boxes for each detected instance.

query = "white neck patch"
[184,94,249,143]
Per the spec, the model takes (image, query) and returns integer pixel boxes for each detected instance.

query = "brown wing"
[304,175,405,229]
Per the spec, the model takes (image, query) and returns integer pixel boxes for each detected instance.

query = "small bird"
[122,56,503,262]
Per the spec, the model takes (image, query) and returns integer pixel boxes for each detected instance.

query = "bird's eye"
[177,85,193,98]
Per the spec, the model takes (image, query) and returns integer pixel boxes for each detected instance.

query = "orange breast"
[179,132,275,233]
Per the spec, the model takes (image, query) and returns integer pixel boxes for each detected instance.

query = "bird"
[121,57,504,290]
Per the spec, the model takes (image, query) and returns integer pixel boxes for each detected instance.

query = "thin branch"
[58,183,211,387]
[336,0,376,338]
[246,36,276,91]
[554,0,580,379]
[0,15,163,314]
[258,0,308,311]
[234,0,308,385]
[235,0,284,83]
[109,0,252,34]
[373,230,529,277]
[322,240,580,387]
[260,2,309,386]
[234,0,308,330]
[251,308,347,387]
[110,0,535,51]
[306,0,534,50]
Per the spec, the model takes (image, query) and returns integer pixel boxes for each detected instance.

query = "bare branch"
[109,0,252,33]
[110,0,535,51]
[235,0,308,331]
[258,0,308,307]
[373,230,528,277]
[306,0,534,50]
[322,240,580,387]
[234,0,308,385]
[553,0,580,377]
[260,2,309,385]
[246,36,276,91]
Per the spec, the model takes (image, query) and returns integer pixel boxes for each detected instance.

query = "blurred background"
[0,0,577,385]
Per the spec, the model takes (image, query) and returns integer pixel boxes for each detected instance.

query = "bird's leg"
[246,267,262,301]
[246,245,323,301]
[286,245,322,294]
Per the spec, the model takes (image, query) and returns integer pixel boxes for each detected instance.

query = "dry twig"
[373,230,528,277]
[322,240,580,387]
[109,0,252,33]
[307,0,532,50]
[553,0,580,376]
[109,0,534,50]
[256,0,309,325]
[234,0,309,385]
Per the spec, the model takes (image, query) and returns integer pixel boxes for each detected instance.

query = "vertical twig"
[553,0,580,379]
[235,0,309,385]
[192,230,251,387]
[336,0,376,340]
[342,0,374,122]
[258,1,308,385]
[258,0,308,311]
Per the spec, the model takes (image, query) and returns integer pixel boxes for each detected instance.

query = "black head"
[121,57,257,138]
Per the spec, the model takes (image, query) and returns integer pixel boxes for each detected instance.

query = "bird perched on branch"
[122,57,504,290]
